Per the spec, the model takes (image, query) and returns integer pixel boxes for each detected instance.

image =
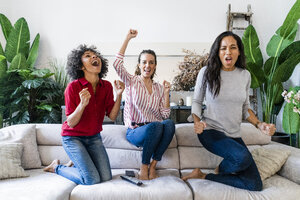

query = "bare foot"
[64,160,73,167]
[181,168,206,181]
[138,164,149,180]
[43,159,60,173]
[149,160,159,180]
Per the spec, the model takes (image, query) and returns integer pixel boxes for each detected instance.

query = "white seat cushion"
[181,169,300,200]
[0,169,76,200]
[70,169,193,200]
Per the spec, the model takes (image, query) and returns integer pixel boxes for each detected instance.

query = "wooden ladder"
[226,4,258,114]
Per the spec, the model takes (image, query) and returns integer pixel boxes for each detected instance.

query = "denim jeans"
[55,134,112,185]
[126,119,175,165]
[198,129,262,191]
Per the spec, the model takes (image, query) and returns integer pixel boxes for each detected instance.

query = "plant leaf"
[246,62,266,88]
[36,104,52,112]
[8,53,28,71]
[26,33,40,68]
[280,0,300,39]
[0,42,4,55]
[263,57,274,76]
[31,69,53,78]
[5,18,30,62]
[266,24,298,57]
[272,53,300,84]
[242,25,263,67]
[0,13,13,41]
[22,79,43,89]
[278,40,300,64]
[282,102,300,134]
[273,83,284,105]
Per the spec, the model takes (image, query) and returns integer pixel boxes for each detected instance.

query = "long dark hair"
[66,44,108,80]
[204,31,246,97]
[135,49,157,80]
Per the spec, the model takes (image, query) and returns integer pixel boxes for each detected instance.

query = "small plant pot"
[271,132,290,145]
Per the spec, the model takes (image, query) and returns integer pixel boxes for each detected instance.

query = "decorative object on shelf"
[171,49,208,91]
[241,0,300,124]
[178,98,184,106]
[282,86,300,148]
[186,96,192,106]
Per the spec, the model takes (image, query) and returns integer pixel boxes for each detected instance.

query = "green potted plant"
[282,86,300,147]
[241,0,300,124]
[0,14,64,126]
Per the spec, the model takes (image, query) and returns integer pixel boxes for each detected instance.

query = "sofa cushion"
[178,145,262,169]
[36,124,62,145]
[38,146,70,166]
[102,124,177,149]
[0,124,41,169]
[0,143,28,179]
[251,147,291,181]
[0,169,76,200]
[175,123,271,147]
[36,124,177,149]
[107,148,179,169]
[70,169,193,200]
[181,169,300,200]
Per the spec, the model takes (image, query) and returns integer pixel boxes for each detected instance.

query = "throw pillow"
[251,147,291,181]
[0,143,28,179]
[0,124,41,169]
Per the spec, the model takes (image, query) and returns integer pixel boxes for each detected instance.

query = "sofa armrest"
[269,142,300,184]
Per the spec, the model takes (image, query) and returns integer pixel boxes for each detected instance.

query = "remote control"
[120,175,143,186]
[125,170,135,177]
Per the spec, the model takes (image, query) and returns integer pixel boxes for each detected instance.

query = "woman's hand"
[163,80,171,94]
[126,29,138,40]
[114,80,125,96]
[194,121,207,134]
[79,88,91,107]
[258,122,276,136]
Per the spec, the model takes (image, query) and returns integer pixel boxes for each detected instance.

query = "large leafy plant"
[242,0,300,123]
[0,14,64,126]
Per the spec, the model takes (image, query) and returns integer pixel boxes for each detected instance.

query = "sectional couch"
[0,123,300,200]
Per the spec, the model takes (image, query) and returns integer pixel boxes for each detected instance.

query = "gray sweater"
[192,66,251,138]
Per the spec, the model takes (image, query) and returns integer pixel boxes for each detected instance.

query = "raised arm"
[113,29,138,86]
[119,29,138,55]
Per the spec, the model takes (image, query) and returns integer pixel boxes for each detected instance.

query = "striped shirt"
[113,53,170,128]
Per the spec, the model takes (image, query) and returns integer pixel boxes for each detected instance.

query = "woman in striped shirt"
[113,29,175,180]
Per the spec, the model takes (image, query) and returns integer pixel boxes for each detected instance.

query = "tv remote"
[120,175,143,186]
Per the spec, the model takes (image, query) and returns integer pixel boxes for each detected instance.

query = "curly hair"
[134,49,157,80]
[66,44,108,80]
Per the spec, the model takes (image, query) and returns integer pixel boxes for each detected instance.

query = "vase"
[290,132,300,148]
[271,132,290,146]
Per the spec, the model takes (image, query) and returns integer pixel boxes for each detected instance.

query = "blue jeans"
[198,129,262,191]
[55,134,112,185]
[126,119,175,165]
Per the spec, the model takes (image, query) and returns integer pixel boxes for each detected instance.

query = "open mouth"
[92,60,99,66]
[225,57,232,63]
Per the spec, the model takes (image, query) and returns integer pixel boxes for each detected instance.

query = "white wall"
[0,0,299,125]
[0,0,297,82]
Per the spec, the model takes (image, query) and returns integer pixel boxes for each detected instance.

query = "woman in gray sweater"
[182,31,276,191]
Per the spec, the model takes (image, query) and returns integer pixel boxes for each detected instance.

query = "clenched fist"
[114,80,125,96]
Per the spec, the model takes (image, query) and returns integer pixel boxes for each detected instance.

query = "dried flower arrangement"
[171,49,209,91]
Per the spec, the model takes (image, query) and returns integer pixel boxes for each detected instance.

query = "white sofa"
[0,123,300,200]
